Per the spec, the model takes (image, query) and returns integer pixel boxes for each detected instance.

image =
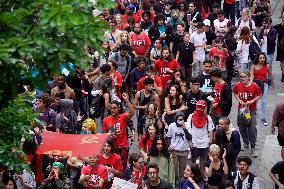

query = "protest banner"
[111,177,138,189]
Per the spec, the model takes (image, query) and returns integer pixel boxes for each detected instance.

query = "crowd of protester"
[1,0,284,188]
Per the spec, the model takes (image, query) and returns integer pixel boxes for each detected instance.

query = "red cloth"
[139,135,153,153]
[192,110,207,128]
[130,32,151,55]
[212,82,225,114]
[209,47,229,70]
[98,153,123,171]
[81,165,108,189]
[110,71,123,98]
[224,0,235,4]
[232,82,262,111]
[27,148,44,185]
[122,14,140,24]
[137,76,163,91]
[254,64,268,81]
[136,10,155,22]
[103,113,128,148]
[131,166,147,187]
[154,59,180,88]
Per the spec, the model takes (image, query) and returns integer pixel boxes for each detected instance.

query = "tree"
[0,0,113,172]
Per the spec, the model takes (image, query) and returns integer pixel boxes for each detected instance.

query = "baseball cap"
[196,100,206,110]
[203,19,211,26]
[127,4,135,10]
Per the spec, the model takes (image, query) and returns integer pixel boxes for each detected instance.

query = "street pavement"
[129,1,284,188]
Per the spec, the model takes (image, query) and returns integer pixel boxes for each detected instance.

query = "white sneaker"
[251,148,258,158]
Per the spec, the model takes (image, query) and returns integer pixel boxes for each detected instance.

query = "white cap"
[203,19,211,26]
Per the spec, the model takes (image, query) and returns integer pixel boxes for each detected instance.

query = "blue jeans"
[260,83,268,120]
[235,1,241,19]
[266,53,274,71]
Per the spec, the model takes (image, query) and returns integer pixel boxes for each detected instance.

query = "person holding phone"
[38,162,71,189]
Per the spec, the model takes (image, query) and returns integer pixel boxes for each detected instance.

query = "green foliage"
[0,97,37,172]
[0,0,113,172]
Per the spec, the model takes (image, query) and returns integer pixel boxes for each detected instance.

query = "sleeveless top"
[254,4,269,27]
[254,64,268,81]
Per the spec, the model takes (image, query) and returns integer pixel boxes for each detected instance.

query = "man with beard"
[51,75,75,100]
[130,22,151,57]
[183,2,202,34]
[231,156,260,189]
[79,156,108,189]
[144,163,174,189]
[38,162,71,189]
[154,47,180,88]
[122,4,140,24]
[102,93,135,170]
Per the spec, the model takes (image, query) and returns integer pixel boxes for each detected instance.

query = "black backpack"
[90,94,105,119]
[249,38,261,61]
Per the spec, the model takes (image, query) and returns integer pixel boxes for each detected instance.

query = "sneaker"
[251,148,258,158]
[241,143,249,151]
[261,118,268,126]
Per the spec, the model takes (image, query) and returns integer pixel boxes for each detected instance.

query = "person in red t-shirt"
[79,155,108,189]
[209,69,232,127]
[124,153,147,188]
[208,38,229,78]
[137,66,163,95]
[139,125,158,158]
[98,139,123,188]
[122,4,140,24]
[131,22,151,57]
[108,61,123,98]
[232,71,261,158]
[154,47,180,88]
[103,93,135,170]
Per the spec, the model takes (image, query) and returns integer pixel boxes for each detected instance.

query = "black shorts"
[277,134,284,147]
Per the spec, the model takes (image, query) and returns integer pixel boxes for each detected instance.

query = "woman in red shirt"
[250,52,275,126]
[232,71,261,158]
[139,124,158,159]
[98,139,123,188]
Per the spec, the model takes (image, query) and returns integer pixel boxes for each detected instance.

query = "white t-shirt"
[235,18,256,38]
[213,18,231,37]
[236,35,259,63]
[104,29,122,48]
[166,122,190,151]
[190,31,207,61]
[186,114,214,148]
[150,48,162,59]
[260,29,270,54]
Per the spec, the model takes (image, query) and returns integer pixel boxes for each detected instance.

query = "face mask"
[177,120,184,126]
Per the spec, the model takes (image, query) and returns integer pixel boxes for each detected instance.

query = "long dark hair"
[252,52,268,65]
[143,124,158,151]
[148,135,170,158]
[167,84,182,107]
[128,153,143,167]
[189,163,205,184]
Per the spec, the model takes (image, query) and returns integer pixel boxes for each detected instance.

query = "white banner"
[111,177,138,189]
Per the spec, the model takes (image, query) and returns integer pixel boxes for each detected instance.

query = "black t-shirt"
[205,29,216,46]
[177,42,195,66]
[204,160,225,186]
[145,179,174,189]
[208,13,217,27]
[198,72,215,95]
[183,90,207,119]
[271,160,284,184]
[172,33,184,57]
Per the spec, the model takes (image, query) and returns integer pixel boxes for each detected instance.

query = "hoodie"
[56,99,77,132]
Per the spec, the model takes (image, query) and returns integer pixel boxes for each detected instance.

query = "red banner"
[40,131,110,157]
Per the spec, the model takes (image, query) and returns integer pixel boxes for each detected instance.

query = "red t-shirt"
[131,32,151,55]
[212,82,224,114]
[111,71,123,97]
[136,10,155,22]
[209,47,229,71]
[254,64,268,81]
[81,165,108,189]
[98,153,123,172]
[131,166,147,187]
[232,82,261,111]
[154,59,180,88]
[122,14,140,24]
[139,135,153,153]
[27,148,44,185]
[103,113,128,147]
[137,76,163,91]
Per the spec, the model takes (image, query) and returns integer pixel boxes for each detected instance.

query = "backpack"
[232,171,256,189]
[237,18,253,31]
[249,37,261,61]
[90,94,105,119]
